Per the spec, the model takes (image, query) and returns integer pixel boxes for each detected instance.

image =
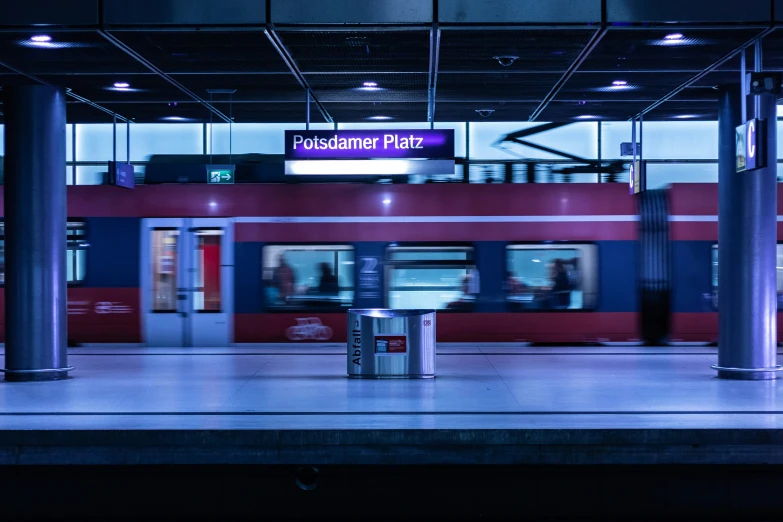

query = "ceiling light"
[161,116,190,122]
[30,35,51,42]
[382,198,391,205]
[576,115,600,119]
[664,33,684,40]
[363,81,378,88]
[674,114,698,119]
[367,116,392,121]
[113,82,130,88]
[209,202,217,208]
[612,80,627,86]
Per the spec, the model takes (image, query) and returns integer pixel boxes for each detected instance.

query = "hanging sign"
[629,160,646,195]
[736,118,765,173]
[284,129,455,175]
[108,161,135,189]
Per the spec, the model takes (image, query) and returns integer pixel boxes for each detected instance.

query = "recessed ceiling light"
[161,116,190,122]
[363,81,378,88]
[382,198,391,205]
[674,114,699,119]
[612,80,627,86]
[575,115,600,119]
[113,82,130,88]
[367,115,392,120]
[664,33,684,40]
[30,35,51,42]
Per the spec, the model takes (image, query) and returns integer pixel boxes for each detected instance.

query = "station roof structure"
[0,0,782,124]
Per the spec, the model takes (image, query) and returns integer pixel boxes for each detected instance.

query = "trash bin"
[347,309,436,378]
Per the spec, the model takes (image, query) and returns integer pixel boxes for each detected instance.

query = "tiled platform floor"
[0,344,782,466]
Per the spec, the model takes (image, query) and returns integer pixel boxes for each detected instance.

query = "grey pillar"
[2,85,71,381]
[714,85,780,379]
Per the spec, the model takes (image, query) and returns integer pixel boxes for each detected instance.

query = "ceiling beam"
[633,26,777,120]
[264,25,333,124]
[528,26,608,122]
[0,59,132,123]
[427,23,441,123]
[96,29,232,123]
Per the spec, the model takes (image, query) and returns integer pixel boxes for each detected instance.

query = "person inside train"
[546,259,572,309]
[317,262,339,295]
[505,270,525,295]
[272,253,296,303]
[447,274,475,311]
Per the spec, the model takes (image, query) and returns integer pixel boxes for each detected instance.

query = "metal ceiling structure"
[0,0,781,124]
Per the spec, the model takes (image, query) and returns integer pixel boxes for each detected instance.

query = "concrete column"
[714,85,780,379]
[2,85,71,381]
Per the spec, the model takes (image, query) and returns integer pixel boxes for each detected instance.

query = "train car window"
[505,244,598,311]
[151,228,179,312]
[262,245,355,310]
[711,244,783,309]
[0,221,88,285]
[386,246,478,311]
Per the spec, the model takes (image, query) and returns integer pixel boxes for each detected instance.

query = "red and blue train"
[0,182,774,346]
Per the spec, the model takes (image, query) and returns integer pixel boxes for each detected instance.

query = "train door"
[141,218,234,347]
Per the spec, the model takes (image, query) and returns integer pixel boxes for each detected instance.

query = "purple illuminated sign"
[284,129,455,160]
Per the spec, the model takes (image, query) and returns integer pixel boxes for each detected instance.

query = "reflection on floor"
[0,344,781,431]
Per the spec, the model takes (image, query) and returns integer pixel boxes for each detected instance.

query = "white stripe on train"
[235,215,781,223]
[235,215,640,223]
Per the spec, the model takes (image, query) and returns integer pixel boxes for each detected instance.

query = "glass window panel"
[506,245,597,310]
[208,122,333,155]
[66,124,73,162]
[75,166,106,185]
[387,266,478,310]
[262,244,354,309]
[711,244,783,309]
[130,123,203,161]
[0,124,4,156]
[601,121,718,161]
[151,229,179,312]
[193,229,223,312]
[646,163,718,189]
[76,123,128,162]
[388,246,472,261]
[386,245,478,310]
[470,122,598,161]
[0,221,86,284]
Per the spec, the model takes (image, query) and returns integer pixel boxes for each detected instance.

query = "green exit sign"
[206,165,235,184]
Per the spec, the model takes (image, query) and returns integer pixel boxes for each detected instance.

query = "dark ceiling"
[0,0,780,124]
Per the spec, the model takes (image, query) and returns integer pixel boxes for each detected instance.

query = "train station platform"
[1,344,782,519]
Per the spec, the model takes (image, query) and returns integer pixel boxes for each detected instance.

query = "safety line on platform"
[0,411,782,416]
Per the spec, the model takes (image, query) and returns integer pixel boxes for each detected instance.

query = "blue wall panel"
[597,240,638,312]
[234,241,263,313]
[84,218,140,288]
[671,240,713,313]
[476,241,506,313]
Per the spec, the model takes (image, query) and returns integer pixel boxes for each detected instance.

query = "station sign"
[206,164,235,184]
[107,161,134,189]
[736,118,766,173]
[629,160,646,195]
[284,129,455,175]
